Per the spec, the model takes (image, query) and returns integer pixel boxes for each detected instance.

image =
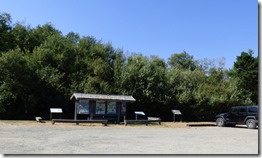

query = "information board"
[50,108,62,113]
[77,101,89,114]
[134,111,145,115]
[172,110,182,115]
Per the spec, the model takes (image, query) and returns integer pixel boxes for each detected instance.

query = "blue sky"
[0,0,258,69]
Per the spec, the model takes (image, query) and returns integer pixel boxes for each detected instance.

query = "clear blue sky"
[0,0,258,69]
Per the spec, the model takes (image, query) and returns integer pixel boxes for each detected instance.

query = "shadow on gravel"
[227,125,259,130]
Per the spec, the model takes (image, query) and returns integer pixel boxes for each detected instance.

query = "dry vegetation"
[0,120,215,128]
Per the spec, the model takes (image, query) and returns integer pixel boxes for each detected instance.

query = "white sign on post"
[134,111,145,115]
[172,110,181,115]
[50,108,63,113]
[172,110,182,122]
[134,111,145,120]
[50,108,63,120]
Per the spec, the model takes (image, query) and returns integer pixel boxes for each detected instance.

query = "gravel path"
[0,121,258,154]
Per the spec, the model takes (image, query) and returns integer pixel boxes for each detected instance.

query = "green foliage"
[11,23,34,53]
[0,49,33,118]
[120,55,168,103]
[230,50,258,104]
[0,13,258,121]
[0,13,14,52]
[168,51,197,70]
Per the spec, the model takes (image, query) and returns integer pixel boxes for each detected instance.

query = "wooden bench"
[52,119,108,126]
[124,117,161,126]
[92,117,117,124]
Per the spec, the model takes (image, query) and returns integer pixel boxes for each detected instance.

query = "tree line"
[0,13,258,121]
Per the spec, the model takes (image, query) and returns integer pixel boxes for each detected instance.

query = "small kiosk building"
[70,93,136,123]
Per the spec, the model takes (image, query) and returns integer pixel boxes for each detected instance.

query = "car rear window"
[248,107,257,113]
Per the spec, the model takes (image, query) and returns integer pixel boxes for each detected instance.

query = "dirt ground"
[0,120,259,155]
[0,120,213,128]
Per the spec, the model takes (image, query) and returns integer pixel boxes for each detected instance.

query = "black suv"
[215,106,258,129]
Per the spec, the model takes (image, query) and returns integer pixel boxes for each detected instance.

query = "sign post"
[50,108,63,120]
[134,111,145,120]
[172,110,182,122]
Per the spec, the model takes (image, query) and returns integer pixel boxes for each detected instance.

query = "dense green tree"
[168,51,197,70]
[0,12,258,121]
[193,68,245,120]
[230,50,258,104]
[0,49,35,118]
[32,23,61,46]
[120,54,152,100]
[11,23,34,53]
[119,54,169,118]
[167,58,248,121]
[167,67,204,120]
[69,36,96,93]
[0,13,14,52]
[111,50,125,94]
[82,42,121,94]
[28,33,75,105]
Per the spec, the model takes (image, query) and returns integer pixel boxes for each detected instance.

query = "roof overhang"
[70,93,136,102]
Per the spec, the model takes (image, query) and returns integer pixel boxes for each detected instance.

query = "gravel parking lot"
[0,121,258,154]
